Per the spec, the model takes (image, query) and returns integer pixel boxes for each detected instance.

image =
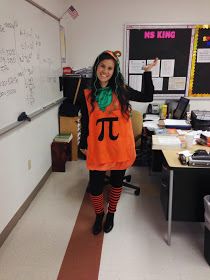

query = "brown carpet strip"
[57,193,104,280]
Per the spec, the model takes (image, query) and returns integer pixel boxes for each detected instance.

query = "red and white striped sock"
[108,187,122,213]
[89,193,104,214]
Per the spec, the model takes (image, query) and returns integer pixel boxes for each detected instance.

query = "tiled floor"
[0,160,209,280]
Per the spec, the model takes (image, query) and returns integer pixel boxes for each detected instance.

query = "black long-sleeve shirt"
[78,71,154,149]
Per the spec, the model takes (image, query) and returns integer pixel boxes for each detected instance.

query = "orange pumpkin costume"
[84,89,136,171]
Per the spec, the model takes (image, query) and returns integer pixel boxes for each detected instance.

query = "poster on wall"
[189,25,210,97]
[124,24,195,99]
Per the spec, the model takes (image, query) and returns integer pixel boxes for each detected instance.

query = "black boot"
[104,212,114,233]
[92,212,104,235]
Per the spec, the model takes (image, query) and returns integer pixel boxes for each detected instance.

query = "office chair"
[104,110,143,196]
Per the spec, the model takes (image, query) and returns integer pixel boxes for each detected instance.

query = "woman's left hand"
[144,57,159,72]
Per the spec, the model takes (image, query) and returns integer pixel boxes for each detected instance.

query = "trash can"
[204,195,210,265]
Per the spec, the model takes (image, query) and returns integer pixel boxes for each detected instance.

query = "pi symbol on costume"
[96,117,119,141]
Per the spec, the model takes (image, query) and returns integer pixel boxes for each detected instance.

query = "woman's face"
[96,59,115,87]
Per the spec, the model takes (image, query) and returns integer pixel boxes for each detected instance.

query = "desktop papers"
[144,114,160,121]
[164,119,191,129]
[143,120,159,131]
[158,136,181,146]
[152,135,181,150]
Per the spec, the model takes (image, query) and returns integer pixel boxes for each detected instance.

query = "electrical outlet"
[28,160,31,170]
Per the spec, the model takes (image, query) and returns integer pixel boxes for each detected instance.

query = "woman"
[79,50,158,235]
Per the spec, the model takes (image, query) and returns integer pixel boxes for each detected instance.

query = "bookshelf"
[59,116,81,160]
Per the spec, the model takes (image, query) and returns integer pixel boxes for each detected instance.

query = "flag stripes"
[67,5,79,19]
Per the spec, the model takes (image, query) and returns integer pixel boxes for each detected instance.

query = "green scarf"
[95,87,113,112]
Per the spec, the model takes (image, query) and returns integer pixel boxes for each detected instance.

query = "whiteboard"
[0,0,62,129]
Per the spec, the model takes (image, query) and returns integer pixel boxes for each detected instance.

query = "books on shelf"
[54,133,73,143]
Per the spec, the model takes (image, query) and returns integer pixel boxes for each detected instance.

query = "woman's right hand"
[80,149,87,156]
[144,57,159,72]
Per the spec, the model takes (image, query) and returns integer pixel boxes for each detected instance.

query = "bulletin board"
[189,25,210,97]
[124,24,195,99]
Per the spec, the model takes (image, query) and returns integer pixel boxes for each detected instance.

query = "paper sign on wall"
[160,59,175,77]
[129,60,146,74]
[129,75,142,91]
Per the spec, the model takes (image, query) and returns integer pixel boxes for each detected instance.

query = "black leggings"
[89,170,126,196]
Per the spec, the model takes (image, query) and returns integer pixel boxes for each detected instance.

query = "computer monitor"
[173,97,189,119]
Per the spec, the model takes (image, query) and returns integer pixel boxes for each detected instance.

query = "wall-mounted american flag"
[67,5,79,20]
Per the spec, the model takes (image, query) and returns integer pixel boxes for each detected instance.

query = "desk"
[151,133,182,172]
[147,125,210,244]
[160,147,210,245]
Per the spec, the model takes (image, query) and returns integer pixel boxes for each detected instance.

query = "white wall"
[61,0,210,112]
[34,0,69,19]
[0,0,67,235]
[0,108,58,232]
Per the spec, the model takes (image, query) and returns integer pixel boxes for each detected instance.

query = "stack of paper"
[152,135,182,150]
[144,114,160,121]
[155,128,178,135]
[54,134,73,143]
[158,136,181,146]
[164,119,191,129]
